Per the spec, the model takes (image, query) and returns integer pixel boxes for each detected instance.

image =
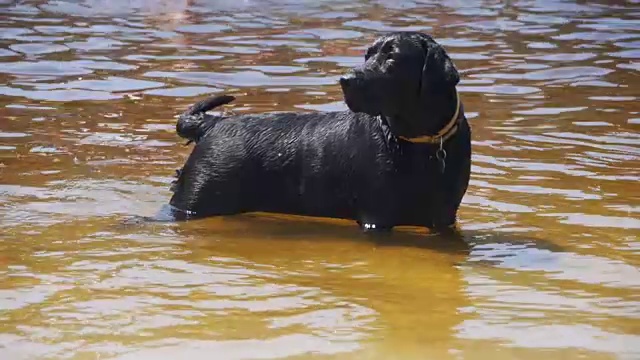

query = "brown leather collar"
[398,89,460,144]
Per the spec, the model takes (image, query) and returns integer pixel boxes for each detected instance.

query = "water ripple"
[0,1,638,359]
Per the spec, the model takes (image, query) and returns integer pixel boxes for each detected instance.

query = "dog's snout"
[339,73,356,88]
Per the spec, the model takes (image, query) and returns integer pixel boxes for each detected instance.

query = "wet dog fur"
[169,31,471,231]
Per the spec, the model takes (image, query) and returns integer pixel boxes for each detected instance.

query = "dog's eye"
[365,47,376,60]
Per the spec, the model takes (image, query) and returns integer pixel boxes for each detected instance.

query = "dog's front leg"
[354,190,398,233]
[356,220,393,233]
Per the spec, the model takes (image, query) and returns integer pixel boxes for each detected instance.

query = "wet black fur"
[169,32,471,231]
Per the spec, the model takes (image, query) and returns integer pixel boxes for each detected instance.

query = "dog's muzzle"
[339,72,358,94]
[340,71,375,114]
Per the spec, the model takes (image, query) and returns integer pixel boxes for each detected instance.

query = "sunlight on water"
[0,0,638,359]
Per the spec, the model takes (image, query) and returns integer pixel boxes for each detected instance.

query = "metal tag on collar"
[435,136,447,173]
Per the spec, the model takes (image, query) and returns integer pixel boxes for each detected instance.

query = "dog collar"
[398,89,460,144]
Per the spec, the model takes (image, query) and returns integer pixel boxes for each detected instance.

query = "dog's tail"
[176,94,235,144]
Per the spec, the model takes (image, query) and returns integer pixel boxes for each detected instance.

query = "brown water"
[1,0,639,359]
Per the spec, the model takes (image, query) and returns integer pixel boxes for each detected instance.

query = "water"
[1,0,639,359]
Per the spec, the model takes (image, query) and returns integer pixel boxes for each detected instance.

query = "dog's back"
[169,109,397,219]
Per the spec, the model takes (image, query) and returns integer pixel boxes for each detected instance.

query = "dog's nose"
[339,73,356,88]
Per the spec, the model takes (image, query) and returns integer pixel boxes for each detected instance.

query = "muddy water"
[0,0,639,359]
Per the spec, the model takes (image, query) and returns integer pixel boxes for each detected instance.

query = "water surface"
[1,0,639,359]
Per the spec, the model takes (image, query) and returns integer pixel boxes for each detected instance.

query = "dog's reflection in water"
[165,211,472,256]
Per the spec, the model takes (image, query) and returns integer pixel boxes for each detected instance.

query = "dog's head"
[340,32,460,137]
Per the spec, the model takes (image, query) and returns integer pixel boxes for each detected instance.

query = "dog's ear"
[420,41,459,98]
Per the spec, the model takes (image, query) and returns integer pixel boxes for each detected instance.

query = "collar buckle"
[435,136,447,173]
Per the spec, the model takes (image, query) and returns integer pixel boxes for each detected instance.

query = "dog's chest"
[386,144,441,201]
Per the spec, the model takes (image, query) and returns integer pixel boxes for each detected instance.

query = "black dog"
[169,32,471,231]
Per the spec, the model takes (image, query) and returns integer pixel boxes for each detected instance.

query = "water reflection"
[1,0,639,359]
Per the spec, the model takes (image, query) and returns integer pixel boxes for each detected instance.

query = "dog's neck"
[398,88,460,144]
